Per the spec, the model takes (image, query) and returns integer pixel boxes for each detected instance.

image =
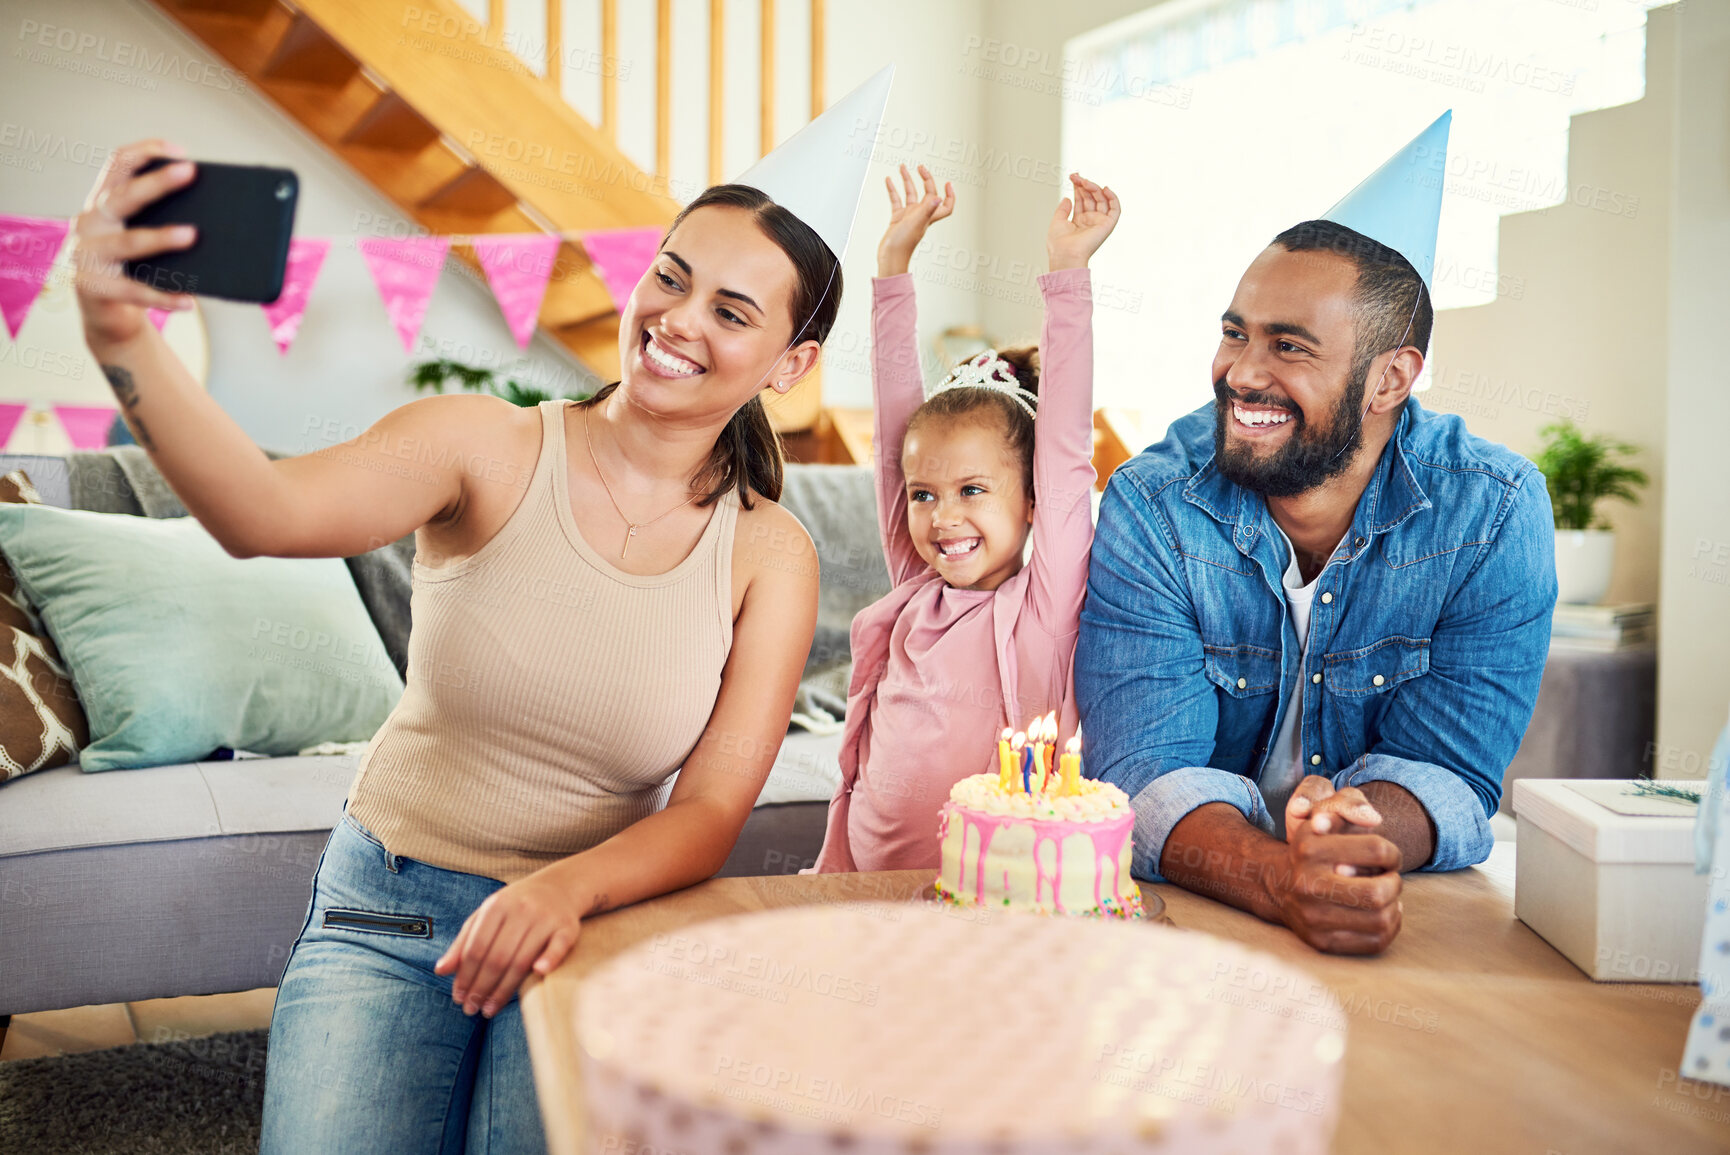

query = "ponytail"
[703,393,783,508]
[579,383,784,509]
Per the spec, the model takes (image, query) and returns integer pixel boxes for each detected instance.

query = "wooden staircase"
[149,0,824,432]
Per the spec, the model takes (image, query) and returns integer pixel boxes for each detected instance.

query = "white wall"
[975,0,1175,388]
[0,0,596,456]
[817,0,987,408]
[1656,0,1730,778]
[1432,12,1673,609]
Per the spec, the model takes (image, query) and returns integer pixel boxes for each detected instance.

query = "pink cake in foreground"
[935,772,1141,917]
[578,903,1346,1153]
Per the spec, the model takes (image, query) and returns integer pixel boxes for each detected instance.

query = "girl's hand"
[877,163,954,278]
[1047,172,1121,272]
[433,863,590,1017]
[71,140,200,353]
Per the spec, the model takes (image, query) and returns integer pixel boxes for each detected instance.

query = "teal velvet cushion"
[0,505,403,772]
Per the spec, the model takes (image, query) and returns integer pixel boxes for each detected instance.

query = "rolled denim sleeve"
[1129,767,1273,883]
[1333,753,1491,871]
[1351,467,1556,871]
[1078,454,1246,883]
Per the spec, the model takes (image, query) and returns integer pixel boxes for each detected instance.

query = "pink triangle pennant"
[0,403,28,449]
[471,233,560,349]
[357,236,450,353]
[147,308,171,331]
[261,237,330,355]
[581,227,664,314]
[53,404,120,450]
[0,216,71,339]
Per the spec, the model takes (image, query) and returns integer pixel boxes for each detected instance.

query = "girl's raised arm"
[871,164,954,587]
[1024,174,1120,633]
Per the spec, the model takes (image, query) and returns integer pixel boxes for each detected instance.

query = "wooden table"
[520,845,1730,1154]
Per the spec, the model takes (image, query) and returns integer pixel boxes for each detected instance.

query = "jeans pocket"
[342,812,389,851]
[321,907,433,937]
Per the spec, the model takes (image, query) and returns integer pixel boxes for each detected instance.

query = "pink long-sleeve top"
[812,268,1098,874]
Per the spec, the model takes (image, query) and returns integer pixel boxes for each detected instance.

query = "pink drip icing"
[971,814,996,904]
[1087,822,1134,902]
[949,803,1133,911]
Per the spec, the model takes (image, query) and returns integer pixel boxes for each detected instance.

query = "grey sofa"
[0,448,887,1033]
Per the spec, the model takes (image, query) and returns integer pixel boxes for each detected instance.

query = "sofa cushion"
[0,755,355,856]
[0,455,71,509]
[0,470,89,782]
[776,464,891,675]
[0,504,404,772]
[62,445,417,680]
[0,755,346,1014]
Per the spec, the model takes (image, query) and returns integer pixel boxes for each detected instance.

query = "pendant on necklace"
[621,524,639,560]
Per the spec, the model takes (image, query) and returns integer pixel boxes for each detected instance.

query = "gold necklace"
[582,407,699,560]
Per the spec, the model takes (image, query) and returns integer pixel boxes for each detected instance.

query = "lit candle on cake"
[997,728,1015,790]
[1040,711,1057,782]
[1031,712,1044,795]
[1013,731,1029,794]
[1060,736,1081,796]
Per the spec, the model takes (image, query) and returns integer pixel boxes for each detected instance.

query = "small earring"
[775,380,790,393]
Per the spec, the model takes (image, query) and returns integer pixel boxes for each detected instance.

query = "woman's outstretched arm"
[73,139,501,559]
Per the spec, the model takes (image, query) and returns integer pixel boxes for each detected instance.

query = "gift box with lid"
[1513,777,1709,983]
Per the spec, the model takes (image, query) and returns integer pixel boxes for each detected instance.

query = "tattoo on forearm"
[588,892,614,917]
[99,363,155,450]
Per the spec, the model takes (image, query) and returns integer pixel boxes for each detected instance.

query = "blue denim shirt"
[1075,398,1556,880]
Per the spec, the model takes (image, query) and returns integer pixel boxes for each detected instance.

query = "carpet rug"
[0,1028,266,1154]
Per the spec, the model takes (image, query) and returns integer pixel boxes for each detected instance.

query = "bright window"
[1062,0,1668,426]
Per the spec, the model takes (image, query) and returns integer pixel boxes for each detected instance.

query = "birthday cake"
[579,903,1346,1154]
[934,716,1140,918]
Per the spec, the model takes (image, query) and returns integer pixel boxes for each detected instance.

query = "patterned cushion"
[0,469,89,781]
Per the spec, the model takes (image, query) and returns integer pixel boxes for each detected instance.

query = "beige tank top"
[344,399,739,883]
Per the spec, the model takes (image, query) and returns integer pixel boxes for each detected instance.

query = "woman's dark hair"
[584,184,842,511]
[905,344,1041,501]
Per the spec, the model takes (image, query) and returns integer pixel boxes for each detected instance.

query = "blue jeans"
[260,809,548,1155]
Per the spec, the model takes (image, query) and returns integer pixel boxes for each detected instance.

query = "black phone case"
[122,159,299,304]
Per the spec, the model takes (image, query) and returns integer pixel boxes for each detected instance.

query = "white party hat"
[733,65,894,263]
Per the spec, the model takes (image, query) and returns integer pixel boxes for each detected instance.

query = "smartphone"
[123,158,299,304]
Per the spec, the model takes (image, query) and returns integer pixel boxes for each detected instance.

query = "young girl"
[814,163,1120,872]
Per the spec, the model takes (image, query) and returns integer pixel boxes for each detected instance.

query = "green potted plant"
[408,357,592,408]
[1531,419,1648,604]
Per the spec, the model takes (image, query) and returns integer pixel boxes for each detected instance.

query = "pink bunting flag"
[261,237,330,355]
[357,236,450,353]
[53,404,120,450]
[147,308,171,331]
[472,234,560,349]
[0,403,27,450]
[581,227,663,314]
[0,215,71,339]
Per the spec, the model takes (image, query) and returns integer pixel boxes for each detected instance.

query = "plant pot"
[1555,528,1615,604]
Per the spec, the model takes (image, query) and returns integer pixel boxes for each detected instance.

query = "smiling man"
[1074,113,1557,955]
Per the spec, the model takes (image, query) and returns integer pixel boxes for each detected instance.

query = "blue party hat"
[1321,111,1451,288]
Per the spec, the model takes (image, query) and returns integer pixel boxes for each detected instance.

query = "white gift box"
[1513,778,1708,983]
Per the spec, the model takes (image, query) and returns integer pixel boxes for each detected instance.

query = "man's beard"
[1211,371,1366,498]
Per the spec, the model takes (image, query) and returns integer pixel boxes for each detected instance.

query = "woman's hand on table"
[433,864,596,1018]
